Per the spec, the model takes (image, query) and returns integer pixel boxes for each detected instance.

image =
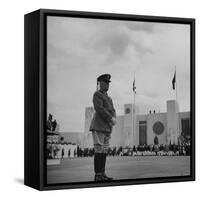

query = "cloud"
[47,16,190,131]
[141,90,160,99]
[125,21,155,32]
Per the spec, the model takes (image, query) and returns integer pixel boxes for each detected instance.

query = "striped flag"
[133,79,136,93]
[172,70,176,90]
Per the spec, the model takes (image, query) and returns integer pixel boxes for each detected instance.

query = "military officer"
[90,74,117,182]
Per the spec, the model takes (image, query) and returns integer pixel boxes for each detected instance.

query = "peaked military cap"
[97,74,111,83]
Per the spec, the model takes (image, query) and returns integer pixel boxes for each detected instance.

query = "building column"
[167,100,180,145]
[123,104,137,147]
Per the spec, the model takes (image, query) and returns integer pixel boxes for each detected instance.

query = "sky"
[47,16,190,132]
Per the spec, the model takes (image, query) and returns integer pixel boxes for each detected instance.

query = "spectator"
[61,147,64,159]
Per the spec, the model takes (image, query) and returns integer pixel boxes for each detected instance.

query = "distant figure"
[52,143,57,159]
[90,74,116,182]
[47,113,53,131]
[52,120,57,131]
[68,149,71,158]
[47,143,51,159]
[61,148,64,159]
[154,136,159,155]
[77,145,80,157]
[154,136,159,145]
[153,110,156,114]
[60,137,64,143]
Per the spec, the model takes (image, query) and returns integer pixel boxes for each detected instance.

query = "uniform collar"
[99,89,108,95]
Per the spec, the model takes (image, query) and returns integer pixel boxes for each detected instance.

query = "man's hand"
[111,117,117,126]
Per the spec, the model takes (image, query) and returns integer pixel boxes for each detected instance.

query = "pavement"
[47,156,190,184]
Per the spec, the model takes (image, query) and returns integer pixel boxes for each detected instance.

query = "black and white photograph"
[2,0,200,197]
[46,14,193,185]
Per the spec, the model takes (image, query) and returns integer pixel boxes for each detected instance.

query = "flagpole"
[175,65,180,144]
[132,71,136,147]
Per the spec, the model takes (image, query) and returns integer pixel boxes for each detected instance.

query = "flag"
[133,79,136,93]
[172,71,176,90]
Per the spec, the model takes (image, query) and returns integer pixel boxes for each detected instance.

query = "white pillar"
[83,107,94,148]
[123,104,137,147]
[167,100,180,145]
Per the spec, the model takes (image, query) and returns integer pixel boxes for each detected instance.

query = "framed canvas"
[24,9,195,190]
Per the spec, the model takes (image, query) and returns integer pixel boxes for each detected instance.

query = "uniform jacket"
[90,90,116,133]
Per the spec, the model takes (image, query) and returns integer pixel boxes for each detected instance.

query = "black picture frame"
[24,9,195,191]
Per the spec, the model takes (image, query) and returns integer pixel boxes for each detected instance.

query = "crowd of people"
[47,142,78,159]
[46,113,191,160]
[47,142,191,159]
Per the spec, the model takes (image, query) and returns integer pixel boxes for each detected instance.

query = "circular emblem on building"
[153,121,164,135]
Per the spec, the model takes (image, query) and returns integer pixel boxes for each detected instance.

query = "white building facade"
[83,100,190,148]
